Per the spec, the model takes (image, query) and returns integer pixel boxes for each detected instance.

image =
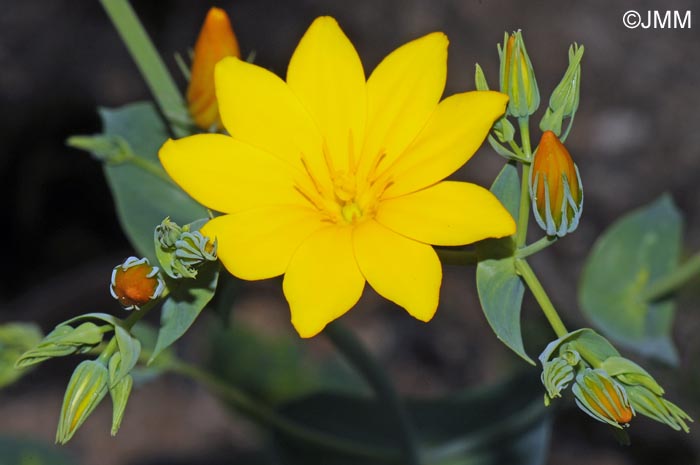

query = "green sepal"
[626,385,692,433]
[539,328,619,368]
[541,357,574,403]
[530,166,584,237]
[56,360,109,444]
[16,322,104,369]
[108,353,134,436]
[600,356,664,396]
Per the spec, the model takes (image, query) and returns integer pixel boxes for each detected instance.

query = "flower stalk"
[515,259,568,338]
[100,0,190,137]
[325,323,422,465]
[641,252,700,302]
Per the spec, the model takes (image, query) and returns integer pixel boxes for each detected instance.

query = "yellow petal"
[383,91,508,198]
[201,206,327,280]
[359,32,448,180]
[353,220,441,322]
[377,181,516,246]
[159,134,304,213]
[283,226,365,338]
[287,17,366,171]
[215,57,330,190]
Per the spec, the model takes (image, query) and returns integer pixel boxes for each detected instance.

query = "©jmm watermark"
[623,10,692,29]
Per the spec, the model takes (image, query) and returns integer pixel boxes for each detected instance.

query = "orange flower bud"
[110,257,165,310]
[529,130,583,237]
[187,8,241,130]
[573,369,634,428]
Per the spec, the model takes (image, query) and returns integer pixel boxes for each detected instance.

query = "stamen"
[322,140,336,178]
[347,130,357,174]
[300,154,323,196]
[367,149,387,185]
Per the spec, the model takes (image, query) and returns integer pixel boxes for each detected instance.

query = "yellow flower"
[187,7,241,130]
[160,17,515,337]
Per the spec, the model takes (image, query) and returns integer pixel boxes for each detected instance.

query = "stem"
[325,323,422,465]
[121,153,177,186]
[507,139,525,159]
[100,0,189,137]
[515,117,533,249]
[519,117,533,159]
[97,294,163,364]
[516,236,557,259]
[167,360,398,462]
[435,248,479,266]
[515,259,568,338]
[642,253,700,302]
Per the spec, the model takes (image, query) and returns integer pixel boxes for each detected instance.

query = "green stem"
[100,0,189,138]
[507,139,526,159]
[516,163,531,248]
[516,236,557,259]
[325,323,422,465]
[435,248,479,266]
[122,153,177,186]
[515,117,533,249]
[167,360,399,462]
[97,294,163,364]
[642,253,700,302]
[515,259,568,338]
[519,117,533,159]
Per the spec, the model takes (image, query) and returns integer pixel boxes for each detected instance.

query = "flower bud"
[542,357,575,405]
[56,360,109,444]
[540,43,584,137]
[572,368,634,429]
[109,353,133,437]
[625,385,692,433]
[530,131,583,237]
[110,257,165,310]
[155,216,183,250]
[498,31,539,118]
[156,218,218,279]
[187,7,241,130]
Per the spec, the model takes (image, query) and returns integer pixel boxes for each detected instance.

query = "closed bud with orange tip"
[529,130,583,237]
[187,7,241,130]
[573,368,634,429]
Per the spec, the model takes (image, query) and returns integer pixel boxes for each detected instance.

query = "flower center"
[295,139,391,225]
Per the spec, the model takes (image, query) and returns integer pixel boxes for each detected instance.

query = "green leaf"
[476,163,534,364]
[208,324,360,405]
[149,263,219,363]
[0,436,76,465]
[579,194,681,364]
[98,102,208,260]
[0,323,43,387]
[273,373,549,465]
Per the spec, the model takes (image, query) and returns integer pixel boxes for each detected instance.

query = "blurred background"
[2,0,700,463]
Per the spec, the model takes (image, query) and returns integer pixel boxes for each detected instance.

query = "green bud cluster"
[155,217,218,279]
[540,329,692,432]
